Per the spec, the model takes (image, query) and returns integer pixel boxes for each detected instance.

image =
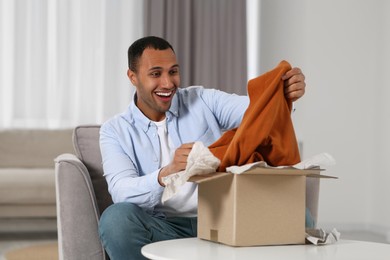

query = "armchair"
[55,125,320,259]
[55,125,112,260]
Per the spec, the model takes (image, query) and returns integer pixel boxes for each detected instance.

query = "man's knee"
[101,202,141,221]
[99,203,144,238]
[99,203,150,259]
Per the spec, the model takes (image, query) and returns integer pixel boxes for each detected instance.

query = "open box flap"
[188,167,337,183]
[189,172,230,183]
[306,173,337,179]
[244,167,336,178]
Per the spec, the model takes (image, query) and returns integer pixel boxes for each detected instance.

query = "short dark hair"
[127,36,175,72]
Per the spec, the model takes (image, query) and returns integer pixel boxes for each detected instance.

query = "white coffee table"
[142,237,390,260]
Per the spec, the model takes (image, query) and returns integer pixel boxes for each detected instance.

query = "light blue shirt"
[100,86,249,215]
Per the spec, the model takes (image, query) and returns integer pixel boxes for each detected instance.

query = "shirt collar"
[128,91,180,132]
[168,92,179,117]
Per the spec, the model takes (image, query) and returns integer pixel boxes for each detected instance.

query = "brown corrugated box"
[190,167,335,247]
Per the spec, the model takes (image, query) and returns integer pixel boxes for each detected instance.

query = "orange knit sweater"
[209,60,301,171]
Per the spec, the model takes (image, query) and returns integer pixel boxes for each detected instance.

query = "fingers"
[175,142,194,160]
[158,143,195,186]
[284,79,305,102]
[173,143,193,167]
[282,67,302,81]
[179,142,195,149]
[285,87,305,102]
[168,143,195,173]
[282,67,306,102]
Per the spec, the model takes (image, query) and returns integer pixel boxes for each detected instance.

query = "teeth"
[156,91,172,97]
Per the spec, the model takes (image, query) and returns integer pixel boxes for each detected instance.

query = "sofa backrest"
[73,125,113,214]
[0,128,74,168]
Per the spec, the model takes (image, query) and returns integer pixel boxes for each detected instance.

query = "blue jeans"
[99,202,197,260]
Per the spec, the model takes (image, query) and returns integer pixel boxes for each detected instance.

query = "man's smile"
[154,89,175,101]
[155,91,173,97]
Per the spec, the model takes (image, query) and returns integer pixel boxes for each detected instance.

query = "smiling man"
[127,47,180,122]
[98,36,306,259]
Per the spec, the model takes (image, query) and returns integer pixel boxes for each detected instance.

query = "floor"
[0,229,388,259]
[0,232,57,259]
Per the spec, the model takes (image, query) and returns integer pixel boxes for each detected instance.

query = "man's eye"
[170,70,179,75]
[150,72,160,77]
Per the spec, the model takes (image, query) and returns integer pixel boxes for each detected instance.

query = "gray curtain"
[144,0,247,95]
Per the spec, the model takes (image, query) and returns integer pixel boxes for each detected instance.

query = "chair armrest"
[55,153,106,260]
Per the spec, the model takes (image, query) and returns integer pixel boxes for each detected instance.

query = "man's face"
[128,48,180,122]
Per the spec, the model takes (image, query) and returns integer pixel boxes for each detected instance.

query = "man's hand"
[282,67,306,102]
[158,143,194,186]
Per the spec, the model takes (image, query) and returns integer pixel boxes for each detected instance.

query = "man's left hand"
[282,67,306,102]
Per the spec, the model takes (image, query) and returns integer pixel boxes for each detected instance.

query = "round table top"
[142,237,390,260]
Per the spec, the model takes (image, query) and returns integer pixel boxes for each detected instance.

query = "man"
[99,36,306,259]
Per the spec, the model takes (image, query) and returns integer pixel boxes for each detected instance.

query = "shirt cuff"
[146,169,165,206]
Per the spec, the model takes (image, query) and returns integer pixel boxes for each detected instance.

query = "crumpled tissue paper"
[226,152,336,174]
[306,228,341,245]
[161,142,220,203]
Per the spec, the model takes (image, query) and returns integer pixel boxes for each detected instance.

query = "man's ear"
[127,69,137,86]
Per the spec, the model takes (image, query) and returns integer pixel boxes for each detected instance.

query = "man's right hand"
[158,142,194,186]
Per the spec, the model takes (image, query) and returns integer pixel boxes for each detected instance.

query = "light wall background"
[254,0,390,239]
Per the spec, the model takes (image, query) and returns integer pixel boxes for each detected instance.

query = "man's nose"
[161,74,174,88]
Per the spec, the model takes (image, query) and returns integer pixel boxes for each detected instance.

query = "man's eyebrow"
[148,66,162,71]
[148,64,180,71]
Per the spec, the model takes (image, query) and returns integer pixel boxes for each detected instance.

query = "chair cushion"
[73,125,113,214]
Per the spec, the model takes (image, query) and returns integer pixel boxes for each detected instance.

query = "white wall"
[256,0,390,237]
[371,0,390,239]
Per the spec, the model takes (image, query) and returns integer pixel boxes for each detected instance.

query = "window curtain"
[0,0,144,129]
[143,0,247,95]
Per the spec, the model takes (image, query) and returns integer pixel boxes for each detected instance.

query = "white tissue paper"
[161,142,220,203]
[306,228,341,245]
[293,152,336,170]
[226,152,336,174]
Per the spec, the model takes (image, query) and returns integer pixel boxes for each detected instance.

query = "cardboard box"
[190,167,334,247]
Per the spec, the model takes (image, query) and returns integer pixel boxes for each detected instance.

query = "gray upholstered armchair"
[55,125,112,260]
[55,125,320,260]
